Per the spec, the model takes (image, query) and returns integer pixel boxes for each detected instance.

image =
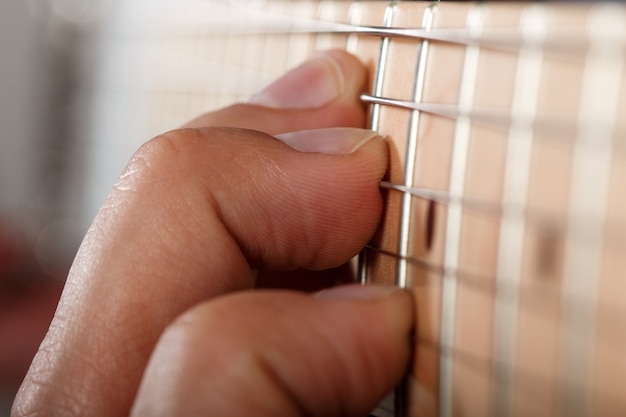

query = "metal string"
[366,244,626,350]
[361,94,626,152]
[379,181,626,252]
[188,11,626,55]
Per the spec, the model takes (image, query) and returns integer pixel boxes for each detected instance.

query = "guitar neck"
[104,1,626,416]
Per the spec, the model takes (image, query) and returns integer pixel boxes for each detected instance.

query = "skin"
[11,51,414,417]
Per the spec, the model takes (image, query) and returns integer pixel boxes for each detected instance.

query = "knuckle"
[115,128,208,192]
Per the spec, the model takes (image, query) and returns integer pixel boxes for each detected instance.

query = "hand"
[12,50,414,417]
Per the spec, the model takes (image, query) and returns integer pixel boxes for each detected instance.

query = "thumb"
[131,285,414,417]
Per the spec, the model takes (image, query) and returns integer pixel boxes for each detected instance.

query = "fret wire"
[362,93,510,128]
[392,5,434,417]
[397,2,432,290]
[395,14,413,290]
[360,93,626,151]
[375,4,409,417]
[358,2,395,286]
[350,1,369,285]
[438,6,483,417]
[559,5,625,416]
[492,6,547,416]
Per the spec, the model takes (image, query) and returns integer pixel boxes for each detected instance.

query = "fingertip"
[275,128,380,155]
[351,132,389,179]
[249,50,366,110]
[182,50,367,134]
[321,49,368,103]
[315,284,415,369]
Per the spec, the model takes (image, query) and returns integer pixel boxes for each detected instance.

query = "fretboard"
[103,1,626,416]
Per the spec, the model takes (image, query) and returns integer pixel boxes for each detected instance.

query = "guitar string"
[189,7,626,55]
[379,181,626,251]
[137,17,626,144]
[366,244,626,351]
[360,94,626,154]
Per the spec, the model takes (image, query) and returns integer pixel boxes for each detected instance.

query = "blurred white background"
[0,0,301,412]
[0,0,283,260]
[0,2,117,411]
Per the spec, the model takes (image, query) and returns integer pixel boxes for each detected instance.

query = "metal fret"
[396,3,433,291]
[357,2,396,285]
[437,7,485,417]
[371,4,396,135]
[559,5,625,416]
[380,1,414,417]
[391,6,435,417]
[492,6,547,415]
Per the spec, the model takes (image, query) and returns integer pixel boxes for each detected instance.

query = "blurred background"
[0,0,289,412]
[0,1,92,412]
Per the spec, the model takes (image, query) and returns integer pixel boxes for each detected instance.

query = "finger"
[13,127,388,417]
[183,50,367,134]
[131,286,413,417]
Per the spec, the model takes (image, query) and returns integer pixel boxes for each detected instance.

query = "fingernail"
[315,284,402,301]
[249,52,345,109]
[275,128,381,155]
